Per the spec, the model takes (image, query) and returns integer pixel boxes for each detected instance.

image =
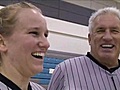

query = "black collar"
[0,73,32,90]
[86,52,120,73]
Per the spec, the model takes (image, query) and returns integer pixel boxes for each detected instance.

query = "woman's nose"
[39,38,50,49]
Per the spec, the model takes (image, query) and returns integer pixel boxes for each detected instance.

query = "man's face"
[3,9,50,76]
[88,13,120,61]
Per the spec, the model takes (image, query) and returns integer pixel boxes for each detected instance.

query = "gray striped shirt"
[47,52,120,90]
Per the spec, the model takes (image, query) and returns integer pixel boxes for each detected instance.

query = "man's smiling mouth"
[101,44,114,49]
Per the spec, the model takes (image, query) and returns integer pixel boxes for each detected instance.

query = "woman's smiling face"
[2,8,50,76]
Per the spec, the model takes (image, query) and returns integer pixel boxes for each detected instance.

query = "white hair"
[88,7,120,33]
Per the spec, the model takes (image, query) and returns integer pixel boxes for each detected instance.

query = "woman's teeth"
[32,52,44,59]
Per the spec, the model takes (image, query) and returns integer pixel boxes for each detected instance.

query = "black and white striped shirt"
[0,73,46,90]
[47,52,120,90]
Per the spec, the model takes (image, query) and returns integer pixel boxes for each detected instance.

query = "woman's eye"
[44,33,48,37]
[29,31,39,36]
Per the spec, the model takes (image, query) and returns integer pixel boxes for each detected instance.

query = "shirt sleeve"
[47,64,64,90]
[30,81,46,90]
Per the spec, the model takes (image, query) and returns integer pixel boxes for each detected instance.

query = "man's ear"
[88,33,91,45]
[0,34,7,52]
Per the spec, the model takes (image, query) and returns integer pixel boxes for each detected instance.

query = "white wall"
[45,17,90,55]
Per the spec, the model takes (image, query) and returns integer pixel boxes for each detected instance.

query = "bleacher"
[31,57,64,88]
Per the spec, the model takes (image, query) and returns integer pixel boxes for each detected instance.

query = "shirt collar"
[0,73,32,90]
[86,52,120,73]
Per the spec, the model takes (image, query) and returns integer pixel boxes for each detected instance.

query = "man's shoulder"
[59,55,88,66]
[65,55,87,62]
[30,81,46,90]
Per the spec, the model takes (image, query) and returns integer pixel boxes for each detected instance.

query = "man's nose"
[102,30,113,41]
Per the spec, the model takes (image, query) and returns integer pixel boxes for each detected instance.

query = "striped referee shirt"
[47,52,120,90]
[0,73,46,90]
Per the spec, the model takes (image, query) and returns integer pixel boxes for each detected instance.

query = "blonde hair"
[0,1,42,37]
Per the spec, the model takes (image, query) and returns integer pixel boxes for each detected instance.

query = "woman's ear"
[0,35,7,52]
